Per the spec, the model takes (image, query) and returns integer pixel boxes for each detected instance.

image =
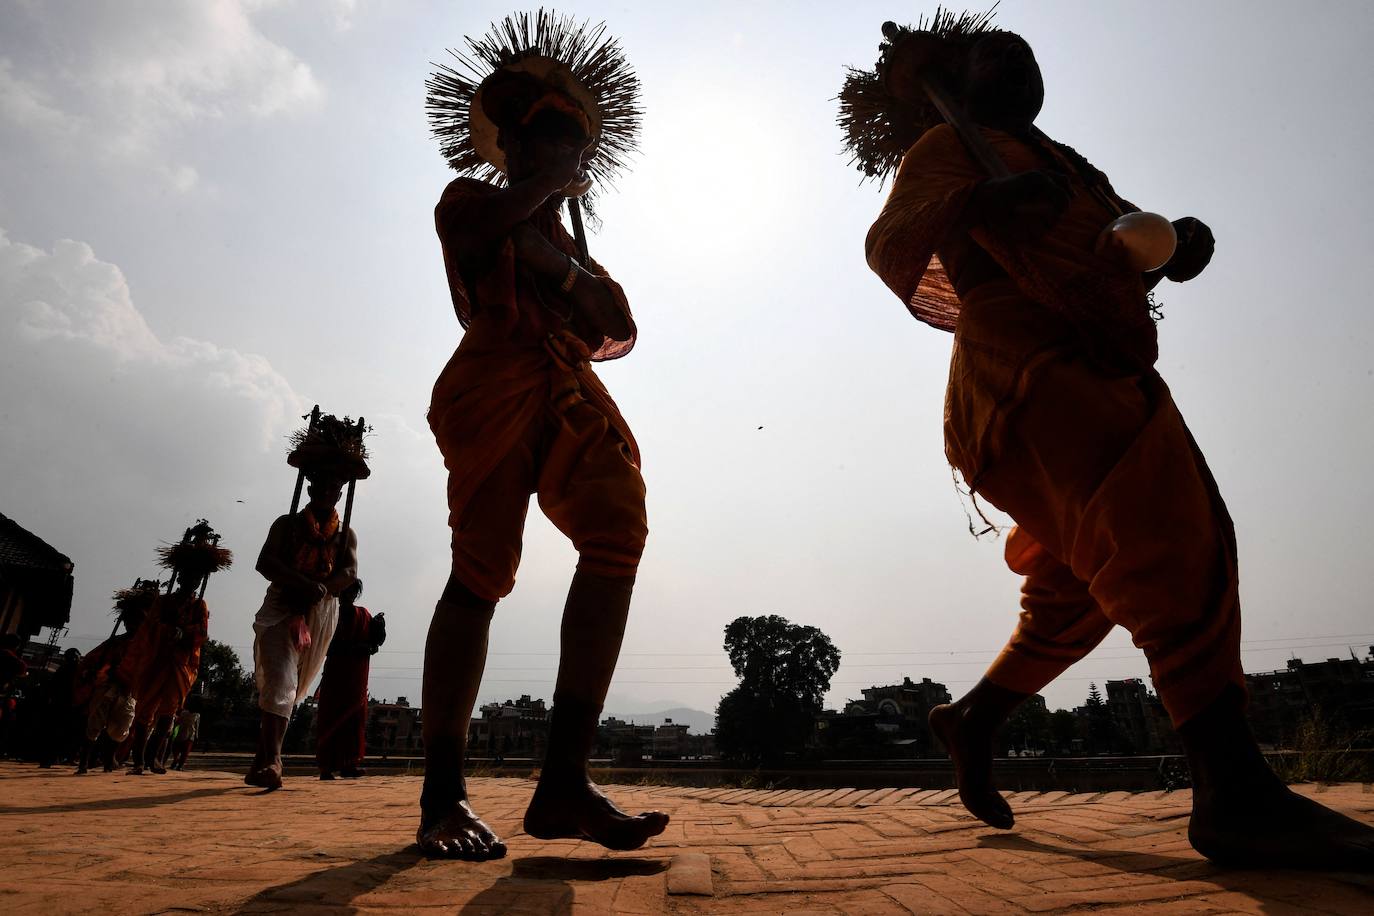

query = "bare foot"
[523,777,669,851]
[244,765,282,791]
[417,800,507,859]
[1191,784,1374,870]
[929,703,1014,829]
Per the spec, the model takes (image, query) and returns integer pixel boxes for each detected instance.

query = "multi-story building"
[1246,653,1374,747]
[1104,678,1177,755]
[814,677,952,759]
[367,696,423,757]
[466,694,548,759]
[651,718,691,760]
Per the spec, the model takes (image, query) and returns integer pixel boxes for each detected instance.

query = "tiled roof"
[0,513,73,573]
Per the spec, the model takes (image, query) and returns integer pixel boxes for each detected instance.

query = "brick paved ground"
[1,762,1370,913]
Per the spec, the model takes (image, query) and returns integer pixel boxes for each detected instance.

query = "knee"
[439,573,498,618]
[574,516,647,578]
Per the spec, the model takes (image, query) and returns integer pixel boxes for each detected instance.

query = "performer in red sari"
[124,522,229,775]
[315,579,385,779]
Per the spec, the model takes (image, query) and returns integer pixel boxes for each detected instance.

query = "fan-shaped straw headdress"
[157,520,232,581]
[838,6,1002,183]
[112,578,161,615]
[425,8,642,213]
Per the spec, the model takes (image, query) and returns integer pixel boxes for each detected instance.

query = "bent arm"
[322,528,358,596]
[511,224,632,341]
[439,174,568,250]
[256,516,318,592]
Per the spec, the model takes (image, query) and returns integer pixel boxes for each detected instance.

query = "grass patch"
[1268,707,1374,784]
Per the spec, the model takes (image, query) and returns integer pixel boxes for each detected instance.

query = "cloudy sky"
[2,0,1372,722]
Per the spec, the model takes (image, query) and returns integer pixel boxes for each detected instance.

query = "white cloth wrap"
[86,682,136,743]
[252,585,339,719]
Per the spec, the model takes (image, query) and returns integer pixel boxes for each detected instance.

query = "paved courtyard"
[0,762,1370,913]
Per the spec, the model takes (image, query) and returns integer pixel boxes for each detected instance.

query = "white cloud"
[0,226,311,668]
[0,1,324,186]
[0,226,302,478]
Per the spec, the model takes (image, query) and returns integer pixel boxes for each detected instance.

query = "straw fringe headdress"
[157,521,232,581]
[425,8,642,212]
[838,6,1002,182]
[112,578,161,615]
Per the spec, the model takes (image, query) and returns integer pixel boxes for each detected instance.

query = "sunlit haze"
[3,0,1372,722]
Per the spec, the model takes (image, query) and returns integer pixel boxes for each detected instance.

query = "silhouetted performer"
[315,579,384,779]
[418,12,667,858]
[247,473,359,790]
[842,10,1374,869]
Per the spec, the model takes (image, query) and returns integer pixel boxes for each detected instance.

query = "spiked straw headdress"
[287,413,371,482]
[838,6,1002,182]
[425,9,642,208]
[157,520,232,580]
[112,578,161,616]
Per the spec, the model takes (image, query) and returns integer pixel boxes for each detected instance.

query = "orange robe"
[867,125,1243,727]
[429,178,647,602]
[118,592,208,725]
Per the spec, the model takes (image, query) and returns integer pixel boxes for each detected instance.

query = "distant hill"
[604,705,715,735]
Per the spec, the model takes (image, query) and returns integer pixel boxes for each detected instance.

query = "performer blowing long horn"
[419,8,665,862]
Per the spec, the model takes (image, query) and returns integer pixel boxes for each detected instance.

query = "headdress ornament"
[425,8,642,210]
[156,520,232,580]
[838,6,1001,182]
[287,411,371,482]
[112,578,161,615]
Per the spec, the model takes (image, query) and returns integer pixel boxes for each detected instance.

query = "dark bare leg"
[929,678,1030,829]
[245,713,287,790]
[147,716,172,774]
[128,721,151,775]
[523,571,670,850]
[416,576,505,860]
[1183,685,1374,870]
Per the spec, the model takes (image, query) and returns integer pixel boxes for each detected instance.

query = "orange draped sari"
[866,125,1244,726]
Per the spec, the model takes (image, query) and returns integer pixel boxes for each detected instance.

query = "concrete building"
[467,694,548,759]
[1246,652,1374,747]
[1104,678,1177,755]
[815,677,953,759]
[367,696,423,757]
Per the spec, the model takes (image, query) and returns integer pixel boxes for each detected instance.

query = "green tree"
[195,639,257,749]
[1001,698,1051,755]
[1049,708,1079,754]
[1084,683,1118,755]
[715,615,840,765]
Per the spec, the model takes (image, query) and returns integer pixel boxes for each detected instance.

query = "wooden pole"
[920,79,1011,180]
[198,534,219,600]
[338,416,364,545]
[290,405,321,514]
[566,198,590,266]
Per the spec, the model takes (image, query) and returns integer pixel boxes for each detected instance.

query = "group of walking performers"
[403,7,1373,870]
[30,3,1371,875]
[76,524,229,775]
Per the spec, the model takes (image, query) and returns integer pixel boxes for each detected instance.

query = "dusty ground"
[0,762,1370,913]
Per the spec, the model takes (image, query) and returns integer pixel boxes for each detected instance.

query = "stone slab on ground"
[0,763,1370,913]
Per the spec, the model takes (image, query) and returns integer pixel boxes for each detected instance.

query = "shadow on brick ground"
[458,856,667,915]
[0,784,241,816]
[232,849,423,914]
